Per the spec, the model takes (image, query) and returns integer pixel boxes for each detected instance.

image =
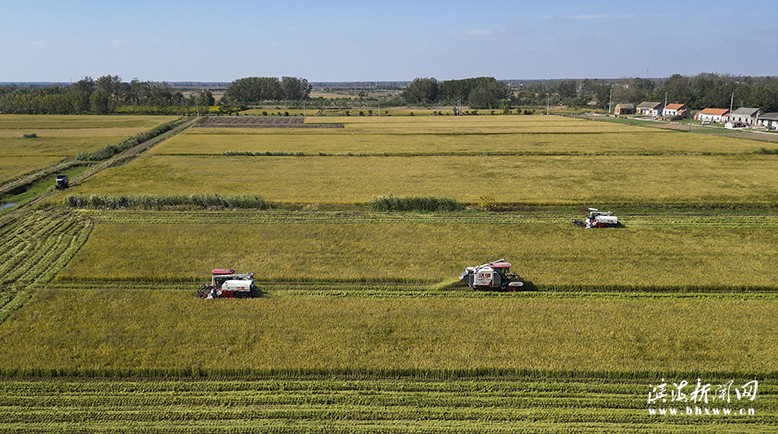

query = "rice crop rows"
[156,127,770,157]
[54,212,778,291]
[0,374,774,433]
[1,290,776,374]
[68,154,778,206]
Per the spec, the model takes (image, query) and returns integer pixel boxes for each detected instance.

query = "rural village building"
[757,112,778,130]
[662,103,689,118]
[614,103,635,115]
[636,101,664,116]
[695,108,730,123]
[730,107,762,126]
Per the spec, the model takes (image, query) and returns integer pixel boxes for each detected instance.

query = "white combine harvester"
[573,208,623,228]
[198,268,261,299]
[459,259,525,291]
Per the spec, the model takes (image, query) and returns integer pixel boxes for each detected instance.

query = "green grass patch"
[64,194,268,210]
[368,195,462,212]
[1,165,89,210]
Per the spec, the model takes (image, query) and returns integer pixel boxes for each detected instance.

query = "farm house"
[636,101,664,116]
[662,103,689,118]
[695,108,730,123]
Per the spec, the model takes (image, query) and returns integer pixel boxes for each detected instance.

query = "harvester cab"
[573,208,622,228]
[460,259,525,291]
[198,268,261,299]
[55,174,69,189]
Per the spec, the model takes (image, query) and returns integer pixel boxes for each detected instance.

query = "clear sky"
[1,0,776,82]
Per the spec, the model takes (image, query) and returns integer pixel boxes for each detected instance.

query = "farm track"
[0,374,774,433]
[0,210,93,323]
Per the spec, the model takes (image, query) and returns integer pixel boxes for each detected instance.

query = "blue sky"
[0,0,776,82]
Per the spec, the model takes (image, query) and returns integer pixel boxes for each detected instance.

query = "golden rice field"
[155,116,770,156]
[0,114,177,130]
[54,212,778,290]
[1,289,775,373]
[0,156,64,184]
[0,115,177,183]
[154,129,770,156]
[1,114,776,432]
[67,154,778,205]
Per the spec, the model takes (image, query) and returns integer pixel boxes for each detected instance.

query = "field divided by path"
[1,114,776,432]
[0,115,177,185]
[68,116,778,205]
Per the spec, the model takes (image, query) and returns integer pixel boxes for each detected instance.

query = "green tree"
[89,91,110,114]
[402,77,439,105]
[280,77,311,100]
[224,77,283,104]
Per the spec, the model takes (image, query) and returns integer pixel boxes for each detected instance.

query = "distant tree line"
[512,74,778,112]
[222,77,311,107]
[400,74,778,112]
[0,75,214,114]
[402,77,509,109]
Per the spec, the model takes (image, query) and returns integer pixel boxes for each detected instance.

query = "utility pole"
[608,86,613,115]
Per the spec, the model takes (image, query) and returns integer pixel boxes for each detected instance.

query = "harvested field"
[2,374,775,433]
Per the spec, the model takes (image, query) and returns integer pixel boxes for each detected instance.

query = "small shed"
[757,113,778,130]
[614,103,635,115]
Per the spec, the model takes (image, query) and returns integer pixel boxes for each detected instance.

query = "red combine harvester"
[198,268,261,299]
[459,259,525,291]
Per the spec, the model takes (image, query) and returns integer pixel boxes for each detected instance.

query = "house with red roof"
[694,108,729,123]
[662,103,689,118]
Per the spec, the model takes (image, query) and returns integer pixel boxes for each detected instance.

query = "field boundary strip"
[78,209,778,228]
[195,116,344,128]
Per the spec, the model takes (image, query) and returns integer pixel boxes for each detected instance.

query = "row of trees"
[402,77,509,109]
[222,77,311,106]
[514,74,778,112]
[401,74,778,113]
[0,76,214,114]
[2,73,776,114]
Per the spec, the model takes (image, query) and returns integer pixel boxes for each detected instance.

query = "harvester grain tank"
[198,268,261,299]
[459,259,525,291]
